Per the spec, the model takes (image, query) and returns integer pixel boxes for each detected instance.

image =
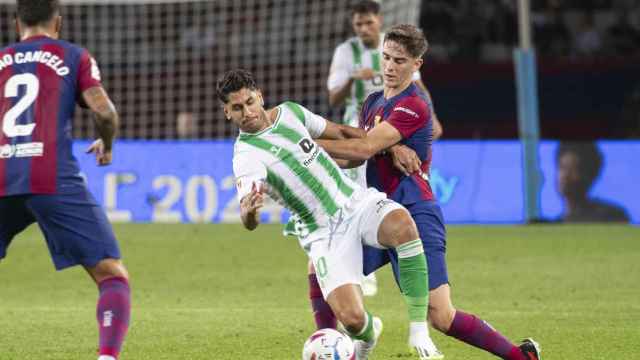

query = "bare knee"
[429,305,455,333]
[335,306,366,333]
[378,209,419,248]
[428,284,456,332]
[86,258,129,284]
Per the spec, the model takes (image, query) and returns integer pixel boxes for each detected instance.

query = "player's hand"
[389,144,421,176]
[351,68,376,81]
[240,182,264,215]
[86,139,112,166]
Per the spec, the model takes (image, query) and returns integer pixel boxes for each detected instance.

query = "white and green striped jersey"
[233,102,359,245]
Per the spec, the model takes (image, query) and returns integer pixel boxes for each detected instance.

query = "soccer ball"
[302,328,356,360]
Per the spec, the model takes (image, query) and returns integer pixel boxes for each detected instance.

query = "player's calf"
[87,259,131,360]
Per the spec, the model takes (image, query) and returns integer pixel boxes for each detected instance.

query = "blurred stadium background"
[2,0,638,224]
[1,1,639,358]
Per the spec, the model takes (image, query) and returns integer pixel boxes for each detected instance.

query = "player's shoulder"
[334,36,360,53]
[392,88,429,119]
[364,89,384,105]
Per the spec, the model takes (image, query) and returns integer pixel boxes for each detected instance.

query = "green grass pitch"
[1,224,639,359]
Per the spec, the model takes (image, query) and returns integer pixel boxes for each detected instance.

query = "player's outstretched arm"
[239,182,264,231]
[318,121,402,161]
[319,120,366,140]
[82,86,119,166]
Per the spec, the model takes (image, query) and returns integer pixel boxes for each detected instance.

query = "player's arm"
[317,119,366,168]
[318,119,366,140]
[82,86,119,166]
[318,122,402,161]
[234,154,267,231]
[415,79,443,140]
[239,182,264,231]
[327,45,375,107]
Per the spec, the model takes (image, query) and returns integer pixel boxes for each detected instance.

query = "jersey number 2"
[2,73,40,138]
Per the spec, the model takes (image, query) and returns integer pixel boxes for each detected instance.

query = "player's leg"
[308,232,382,359]
[0,195,37,264]
[85,258,131,360]
[374,207,440,359]
[26,191,131,360]
[307,259,336,329]
[413,201,540,360]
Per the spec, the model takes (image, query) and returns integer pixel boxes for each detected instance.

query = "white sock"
[98,356,116,360]
[410,321,430,337]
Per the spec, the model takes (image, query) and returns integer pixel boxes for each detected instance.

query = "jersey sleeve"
[77,50,102,93]
[327,43,352,91]
[386,97,429,139]
[233,149,267,201]
[299,105,327,138]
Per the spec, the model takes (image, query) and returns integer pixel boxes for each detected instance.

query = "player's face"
[352,13,382,48]
[382,40,422,90]
[223,88,268,133]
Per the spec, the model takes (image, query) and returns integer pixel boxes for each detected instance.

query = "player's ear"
[223,106,231,120]
[414,57,423,72]
[54,16,62,37]
[257,91,265,107]
[14,17,21,39]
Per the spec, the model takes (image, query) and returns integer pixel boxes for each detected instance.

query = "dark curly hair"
[216,69,258,103]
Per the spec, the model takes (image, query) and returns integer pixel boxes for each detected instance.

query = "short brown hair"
[384,24,429,58]
[350,0,380,17]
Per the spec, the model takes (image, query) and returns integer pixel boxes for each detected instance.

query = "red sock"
[308,274,336,329]
[446,310,525,360]
[97,277,131,358]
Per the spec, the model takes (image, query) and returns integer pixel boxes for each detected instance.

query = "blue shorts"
[363,200,448,291]
[0,188,121,271]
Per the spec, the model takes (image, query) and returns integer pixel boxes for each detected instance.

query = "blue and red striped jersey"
[360,82,435,205]
[0,35,102,196]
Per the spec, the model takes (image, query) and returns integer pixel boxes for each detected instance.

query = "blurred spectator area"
[419,0,640,139]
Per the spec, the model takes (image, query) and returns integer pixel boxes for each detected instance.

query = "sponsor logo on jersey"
[393,106,418,118]
[0,142,43,158]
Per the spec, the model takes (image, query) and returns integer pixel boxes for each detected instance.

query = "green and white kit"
[233,102,404,298]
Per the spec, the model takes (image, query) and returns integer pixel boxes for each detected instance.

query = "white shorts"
[307,188,406,299]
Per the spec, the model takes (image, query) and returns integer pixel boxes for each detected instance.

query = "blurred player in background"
[219,69,439,359]
[0,1,130,359]
[319,24,541,360]
[321,0,443,299]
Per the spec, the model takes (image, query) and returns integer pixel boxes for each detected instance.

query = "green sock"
[397,239,429,322]
[348,311,374,342]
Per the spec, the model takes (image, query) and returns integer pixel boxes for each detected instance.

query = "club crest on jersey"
[269,145,281,156]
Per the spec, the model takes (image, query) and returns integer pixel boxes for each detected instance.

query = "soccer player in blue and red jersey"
[0,1,130,359]
[318,24,541,360]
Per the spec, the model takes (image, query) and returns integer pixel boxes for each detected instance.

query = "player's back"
[0,36,98,196]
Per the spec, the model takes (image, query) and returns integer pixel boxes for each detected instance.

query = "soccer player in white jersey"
[326,0,443,297]
[219,69,441,359]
